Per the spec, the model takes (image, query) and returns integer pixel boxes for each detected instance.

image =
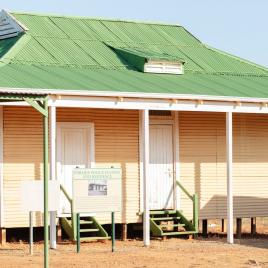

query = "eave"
[1,87,268,114]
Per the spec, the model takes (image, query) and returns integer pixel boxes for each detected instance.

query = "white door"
[57,123,94,213]
[149,124,174,210]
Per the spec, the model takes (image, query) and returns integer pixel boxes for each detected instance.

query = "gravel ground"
[0,237,268,268]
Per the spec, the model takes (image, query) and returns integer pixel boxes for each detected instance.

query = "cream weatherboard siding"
[3,107,268,228]
[3,107,44,227]
[179,112,268,219]
[3,107,140,227]
[57,108,140,224]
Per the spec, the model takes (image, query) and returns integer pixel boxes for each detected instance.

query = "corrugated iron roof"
[0,12,267,98]
[0,64,267,98]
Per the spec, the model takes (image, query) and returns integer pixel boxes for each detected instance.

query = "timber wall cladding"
[3,107,140,227]
[179,112,268,219]
[4,106,44,227]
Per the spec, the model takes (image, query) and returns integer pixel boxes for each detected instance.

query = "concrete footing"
[122,223,127,241]
[56,225,62,243]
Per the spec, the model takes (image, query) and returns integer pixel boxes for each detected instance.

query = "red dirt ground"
[1,218,268,267]
[0,237,268,268]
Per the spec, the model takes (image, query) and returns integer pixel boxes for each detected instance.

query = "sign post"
[111,212,115,252]
[29,211,33,255]
[76,213,80,253]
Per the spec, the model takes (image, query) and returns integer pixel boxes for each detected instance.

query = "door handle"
[164,170,174,177]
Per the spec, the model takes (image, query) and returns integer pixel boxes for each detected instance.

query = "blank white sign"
[21,180,60,213]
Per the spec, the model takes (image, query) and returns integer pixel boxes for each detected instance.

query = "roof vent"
[144,60,184,75]
[112,46,185,75]
[0,10,27,40]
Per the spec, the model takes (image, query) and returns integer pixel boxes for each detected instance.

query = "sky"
[1,0,268,67]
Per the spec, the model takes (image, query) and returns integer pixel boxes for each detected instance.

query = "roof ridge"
[10,11,182,27]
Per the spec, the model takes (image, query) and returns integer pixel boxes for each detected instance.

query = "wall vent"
[0,10,27,40]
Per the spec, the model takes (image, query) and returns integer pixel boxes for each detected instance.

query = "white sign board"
[21,180,60,213]
[73,168,122,213]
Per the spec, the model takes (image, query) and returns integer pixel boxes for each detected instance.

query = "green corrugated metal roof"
[0,12,267,99]
[1,64,268,98]
[114,47,185,61]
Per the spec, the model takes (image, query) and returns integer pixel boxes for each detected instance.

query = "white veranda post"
[226,112,234,244]
[49,105,57,249]
[142,109,150,246]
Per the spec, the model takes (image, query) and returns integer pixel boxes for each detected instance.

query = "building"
[0,10,268,246]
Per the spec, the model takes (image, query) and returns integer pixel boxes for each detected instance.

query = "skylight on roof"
[0,10,27,40]
[112,46,185,75]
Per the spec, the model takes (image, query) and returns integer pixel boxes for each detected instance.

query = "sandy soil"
[0,237,268,268]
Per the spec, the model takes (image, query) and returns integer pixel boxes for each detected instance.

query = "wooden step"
[61,215,109,241]
[160,223,185,227]
[80,236,110,242]
[162,231,198,236]
[80,220,93,225]
[150,210,177,215]
[80,228,99,233]
[152,217,180,221]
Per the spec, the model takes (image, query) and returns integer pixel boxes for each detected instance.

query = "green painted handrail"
[193,193,199,233]
[60,184,72,204]
[176,180,199,233]
[176,180,193,201]
[60,184,77,239]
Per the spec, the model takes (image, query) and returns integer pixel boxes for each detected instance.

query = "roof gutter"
[0,87,268,104]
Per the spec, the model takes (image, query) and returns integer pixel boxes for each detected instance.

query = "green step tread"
[151,217,180,221]
[162,231,198,236]
[80,236,110,241]
[80,228,99,233]
[160,223,185,227]
[80,220,93,224]
[150,210,177,215]
[64,220,93,224]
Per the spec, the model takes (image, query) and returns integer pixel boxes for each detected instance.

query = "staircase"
[149,180,199,237]
[60,184,109,241]
[150,210,197,237]
[61,215,109,241]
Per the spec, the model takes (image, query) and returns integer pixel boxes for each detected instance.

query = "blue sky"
[2,0,268,67]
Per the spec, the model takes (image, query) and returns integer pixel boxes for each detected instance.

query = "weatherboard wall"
[56,108,140,224]
[3,107,44,227]
[2,107,268,228]
[3,106,140,227]
[179,112,268,219]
